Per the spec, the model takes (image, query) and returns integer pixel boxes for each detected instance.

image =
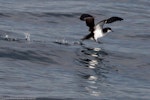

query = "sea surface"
[0,0,150,100]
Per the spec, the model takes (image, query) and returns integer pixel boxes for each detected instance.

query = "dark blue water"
[0,0,150,100]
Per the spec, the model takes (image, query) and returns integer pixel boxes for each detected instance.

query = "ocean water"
[0,0,150,100]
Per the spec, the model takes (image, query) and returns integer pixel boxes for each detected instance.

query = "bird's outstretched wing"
[80,14,95,32]
[96,16,123,29]
[105,16,123,23]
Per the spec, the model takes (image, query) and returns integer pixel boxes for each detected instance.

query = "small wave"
[126,34,150,40]
[0,47,56,64]
[27,12,80,18]
[0,12,81,18]
[0,13,10,17]
[0,97,72,100]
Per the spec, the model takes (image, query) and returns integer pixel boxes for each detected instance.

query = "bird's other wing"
[80,14,93,21]
[80,14,95,32]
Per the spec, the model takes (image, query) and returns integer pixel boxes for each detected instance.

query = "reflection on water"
[89,60,98,69]
[76,46,108,96]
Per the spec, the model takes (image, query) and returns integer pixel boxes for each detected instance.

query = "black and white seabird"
[80,14,123,42]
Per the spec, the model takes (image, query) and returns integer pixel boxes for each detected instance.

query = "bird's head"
[103,27,113,33]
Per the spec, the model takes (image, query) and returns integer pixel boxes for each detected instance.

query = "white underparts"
[93,25,104,41]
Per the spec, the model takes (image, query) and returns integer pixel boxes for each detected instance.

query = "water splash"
[24,32,30,41]
[4,33,9,39]
[53,39,71,46]
[0,32,31,42]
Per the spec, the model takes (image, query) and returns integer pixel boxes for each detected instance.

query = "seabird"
[80,14,123,42]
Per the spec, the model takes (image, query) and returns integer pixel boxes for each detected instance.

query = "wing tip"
[114,16,124,21]
[119,17,124,21]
